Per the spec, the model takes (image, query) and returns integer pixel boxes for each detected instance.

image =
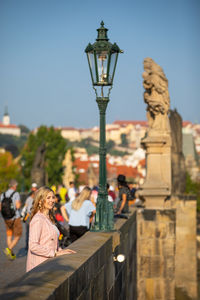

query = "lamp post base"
[91,193,114,232]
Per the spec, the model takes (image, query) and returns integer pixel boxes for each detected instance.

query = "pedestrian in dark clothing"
[116,174,132,214]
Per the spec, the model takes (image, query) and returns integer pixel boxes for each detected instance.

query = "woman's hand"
[56,248,76,257]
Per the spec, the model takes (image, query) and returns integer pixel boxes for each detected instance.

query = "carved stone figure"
[143,57,170,134]
[139,58,171,208]
[169,109,186,194]
[62,149,74,188]
[31,143,46,187]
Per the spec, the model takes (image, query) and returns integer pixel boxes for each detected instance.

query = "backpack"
[126,187,134,201]
[1,191,16,220]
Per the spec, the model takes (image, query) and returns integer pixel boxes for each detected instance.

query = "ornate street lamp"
[85,21,123,231]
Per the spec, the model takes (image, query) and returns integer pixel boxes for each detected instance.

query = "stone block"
[91,266,105,300]
[154,279,165,300]
[139,239,154,256]
[138,221,156,239]
[142,210,157,221]
[137,279,146,300]
[163,279,175,300]
[163,256,175,279]
[104,257,114,293]
[108,286,114,300]
[149,256,164,278]
[162,239,175,257]
[155,223,168,239]
[77,286,91,300]
[153,238,163,256]
[156,210,176,223]
[139,256,151,278]
[145,278,154,300]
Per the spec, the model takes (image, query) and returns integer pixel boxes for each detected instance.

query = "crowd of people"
[0,176,140,272]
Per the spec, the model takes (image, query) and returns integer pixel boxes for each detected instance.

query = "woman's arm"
[117,193,127,214]
[29,218,55,258]
[60,205,69,222]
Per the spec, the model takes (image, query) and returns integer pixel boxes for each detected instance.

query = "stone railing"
[1,207,137,300]
[1,196,197,300]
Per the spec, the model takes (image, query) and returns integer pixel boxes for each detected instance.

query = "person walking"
[68,181,77,203]
[0,179,22,260]
[61,186,95,242]
[58,184,68,205]
[26,186,75,272]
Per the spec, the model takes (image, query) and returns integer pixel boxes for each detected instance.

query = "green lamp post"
[85,21,123,231]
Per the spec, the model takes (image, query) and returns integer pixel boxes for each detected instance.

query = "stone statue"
[139,58,172,208]
[31,143,46,187]
[143,57,170,134]
[169,109,186,194]
[62,149,74,188]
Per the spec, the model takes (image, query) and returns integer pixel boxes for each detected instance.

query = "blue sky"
[0,0,199,129]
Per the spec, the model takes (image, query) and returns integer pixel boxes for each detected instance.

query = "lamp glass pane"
[97,51,108,84]
[108,53,117,83]
[88,52,96,83]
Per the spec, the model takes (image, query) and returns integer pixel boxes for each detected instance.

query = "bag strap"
[10,191,16,199]
[3,191,16,199]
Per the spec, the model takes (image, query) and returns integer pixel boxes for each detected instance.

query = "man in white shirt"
[68,181,76,202]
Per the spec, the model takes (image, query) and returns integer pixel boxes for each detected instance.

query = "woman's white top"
[64,200,95,229]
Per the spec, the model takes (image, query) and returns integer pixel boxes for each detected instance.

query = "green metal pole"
[91,96,114,231]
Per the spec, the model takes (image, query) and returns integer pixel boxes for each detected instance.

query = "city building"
[0,107,21,137]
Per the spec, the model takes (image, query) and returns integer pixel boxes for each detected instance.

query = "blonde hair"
[71,186,91,211]
[30,186,55,223]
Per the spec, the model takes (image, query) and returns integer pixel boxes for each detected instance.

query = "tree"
[106,140,115,152]
[19,124,30,136]
[0,152,20,192]
[21,126,68,188]
[0,133,27,157]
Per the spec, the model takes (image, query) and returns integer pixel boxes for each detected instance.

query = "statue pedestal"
[139,133,171,209]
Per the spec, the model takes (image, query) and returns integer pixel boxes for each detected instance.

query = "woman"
[61,186,95,242]
[116,174,132,214]
[26,186,75,272]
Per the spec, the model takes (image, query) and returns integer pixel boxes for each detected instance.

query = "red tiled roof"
[114,120,148,126]
[73,157,144,185]
[61,127,78,131]
[0,123,19,129]
[106,128,120,132]
[182,121,192,127]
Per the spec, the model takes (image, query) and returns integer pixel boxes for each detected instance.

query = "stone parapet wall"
[171,195,197,299]
[1,200,197,300]
[1,208,137,300]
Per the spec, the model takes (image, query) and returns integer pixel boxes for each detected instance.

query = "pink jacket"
[26,212,58,272]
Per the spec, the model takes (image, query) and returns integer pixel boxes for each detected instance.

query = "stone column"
[136,209,176,300]
[139,134,171,208]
